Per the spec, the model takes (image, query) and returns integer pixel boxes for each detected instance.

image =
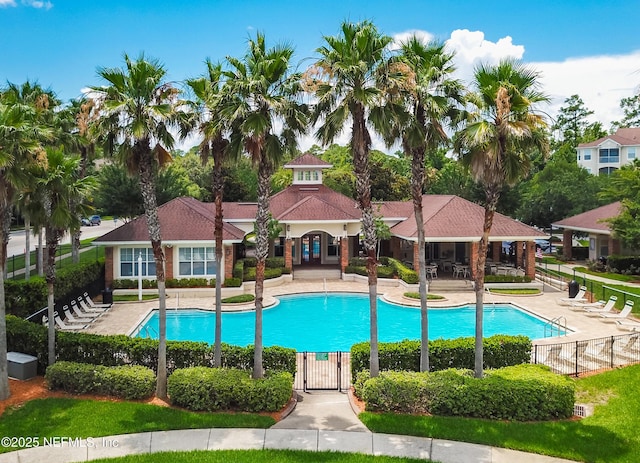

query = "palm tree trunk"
[137,145,167,399]
[352,105,379,377]
[253,160,271,379]
[24,217,31,281]
[45,224,58,366]
[37,229,44,276]
[474,187,499,378]
[213,149,224,368]
[406,138,430,372]
[0,195,11,400]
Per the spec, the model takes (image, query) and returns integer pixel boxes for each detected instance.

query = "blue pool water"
[135,293,555,351]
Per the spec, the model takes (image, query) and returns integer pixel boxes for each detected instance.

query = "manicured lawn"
[486,288,541,295]
[89,450,426,463]
[360,364,640,463]
[0,399,275,454]
[113,294,159,302]
[572,266,639,283]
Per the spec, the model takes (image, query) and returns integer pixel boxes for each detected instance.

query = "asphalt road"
[7,219,124,258]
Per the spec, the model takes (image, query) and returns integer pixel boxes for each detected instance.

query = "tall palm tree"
[35,148,94,365]
[309,20,394,377]
[222,33,307,379]
[454,59,548,378]
[91,54,187,398]
[0,86,51,400]
[376,37,464,372]
[186,60,230,367]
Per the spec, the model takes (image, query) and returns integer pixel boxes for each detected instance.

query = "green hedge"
[351,336,532,375]
[266,257,285,268]
[223,277,242,287]
[112,279,158,289]
[606,255,640,274]
[243,267,283,281]
[360,364,575,421]
[221,294,255,303]
[485,275,532,283]
[167,367,293,412]
[387,258,418,284]
[113,278,213,289]
[233,260,244,280]
[6,315,296,376]
[5,259,105,317]
[45,361,156,400]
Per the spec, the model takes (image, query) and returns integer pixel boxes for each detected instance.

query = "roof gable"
[284,152,332,168]
[578,128,640,148]
[552,202,621,234]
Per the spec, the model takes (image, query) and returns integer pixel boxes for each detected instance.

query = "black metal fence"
[532,333,640,376]
[294,351,351,392]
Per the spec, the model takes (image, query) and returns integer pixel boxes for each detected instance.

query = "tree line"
[1,19,638,401]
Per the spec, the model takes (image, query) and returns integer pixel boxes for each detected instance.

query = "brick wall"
[105,247,114,289]
[563,230,573,259]
[164,246,174,279]
[224,245,234,281]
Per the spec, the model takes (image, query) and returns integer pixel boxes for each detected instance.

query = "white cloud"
[0,0,17,7]
[390,29,435,50]
[21,0,53,9]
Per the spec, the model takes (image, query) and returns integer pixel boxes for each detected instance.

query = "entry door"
[302,234,321,264]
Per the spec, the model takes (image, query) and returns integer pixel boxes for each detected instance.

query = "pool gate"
[294,351,351,392]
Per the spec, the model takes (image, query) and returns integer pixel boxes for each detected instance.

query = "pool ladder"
[140,325,158,339]
[544,316,567,338]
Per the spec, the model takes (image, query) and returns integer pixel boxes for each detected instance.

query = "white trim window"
[179,246,216,276]
[120,247,156,277]
[629,148,636,160]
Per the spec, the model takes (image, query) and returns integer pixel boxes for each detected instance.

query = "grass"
[403,292,445,300]
[88,450,428,463]
[572,266,639,283]
[486,288,541,295]
[0,398,275,454]
[221,294,255,303]
[113,294,159,302]
[360,363,640,463]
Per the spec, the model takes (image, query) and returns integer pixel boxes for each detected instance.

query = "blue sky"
[1,0,639,149]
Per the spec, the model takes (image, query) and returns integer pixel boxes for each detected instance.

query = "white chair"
[70,300,101,318]
[557,286,588,306]
[63,306,94,324]
[573,296,617,313]
[599,301,634,322]
[83,292,112,308]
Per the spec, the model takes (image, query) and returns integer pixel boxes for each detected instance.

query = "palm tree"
[222,33,307,379]
[91,54,187,398]
[454,59,548,378]
[309,20,394,377]
[35,148,94,365]
[377,37,464,372]
[0,86,52,400]
[186,60,230,367]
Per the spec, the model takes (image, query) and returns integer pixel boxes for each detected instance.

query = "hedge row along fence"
[46,361,156,400]
[6,315,296,376]
[356,364,575,421]
[5,259,105,318]
[351,335,532,375]
[167,367,293,412]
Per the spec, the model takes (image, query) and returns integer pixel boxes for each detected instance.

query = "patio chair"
[614,334,640,360]
[83,292,112,309]
[599,301,634,321]
[63,306,94,324]
[77,297,108,314]
[582,338,615,368]
[572,296,617,313]
[70,300,101,319]
[557,286,588,306]
[48,314,88,331]
[615,319,640,332]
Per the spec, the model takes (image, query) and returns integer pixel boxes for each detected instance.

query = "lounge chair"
[557,286,588,306]
[614,334,640,362]
[70,300,101,318]
[63,307,94,324]
[615,319,640,332]
[599,301,634,322]
[83,292,112,309]
[582,338,615,368]
[76,297,107,314]
[574,296,617,314]
[51,314,88,331]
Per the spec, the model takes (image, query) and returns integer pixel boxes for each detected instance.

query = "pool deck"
[84,279,632,345]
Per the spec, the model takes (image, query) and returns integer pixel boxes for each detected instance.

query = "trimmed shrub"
[377,265,395,279]
[361,364,575,421]
[349,257,367,267]
[244,266,283,281]
[112,279,157,289]
[344,265,367,276]
[351,335,532,375]
[485,275,532,283]
[266,257,285,268]
[223,277,242,287]
[6,316,296,376]
[387,257,418,284]
[45,361,155,400]
[233,260,244,280]
[243,257,257,268]
[221,294,255,303]
[606,255,640,275]
[166,278,210,288]
[5,259,105,317]
[167,367,293,412]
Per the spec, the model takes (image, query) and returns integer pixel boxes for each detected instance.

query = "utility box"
[7,352,38,380]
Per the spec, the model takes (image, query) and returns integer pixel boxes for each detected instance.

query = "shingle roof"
[284,152,333,168]
[94,197,246,243]
[390,195,547,241]
[552,202,621,234]
[269,184,361,221]
[578,128,640,148]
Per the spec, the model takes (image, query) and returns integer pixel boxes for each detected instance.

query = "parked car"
[81,217,91,226]
[89,215,101,226]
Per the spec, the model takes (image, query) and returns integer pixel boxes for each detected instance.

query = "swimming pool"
[134,293,558,351]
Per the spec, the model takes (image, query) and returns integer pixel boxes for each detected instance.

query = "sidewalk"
[0,390,575,463]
